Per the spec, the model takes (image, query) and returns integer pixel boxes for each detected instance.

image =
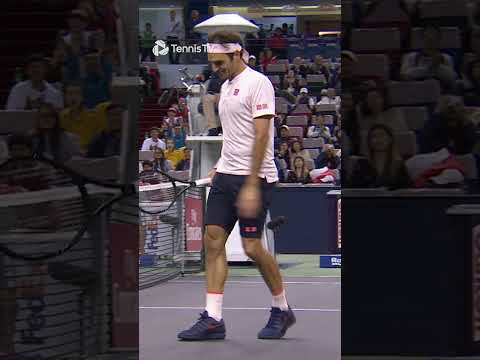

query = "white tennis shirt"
[216,66,278,183]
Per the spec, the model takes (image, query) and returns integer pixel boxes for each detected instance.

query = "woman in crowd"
[289,139,311,168]
[359,87,408,134]
[459,59,480,106]
[152,148,173,173]
[31,102,81,162]
[348,124,411,189]
[276,141,291,170]
[287,156,311,184]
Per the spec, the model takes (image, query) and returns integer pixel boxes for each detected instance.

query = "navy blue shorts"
[205,173,276,238]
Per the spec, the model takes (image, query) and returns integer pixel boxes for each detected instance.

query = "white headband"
[206,43,250,63]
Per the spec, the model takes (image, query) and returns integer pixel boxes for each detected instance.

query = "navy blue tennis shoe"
[257,306,296,339]
[177,311,226,341]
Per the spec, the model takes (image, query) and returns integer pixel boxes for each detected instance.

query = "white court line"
[170,280,340,285]
[140,306,340,312]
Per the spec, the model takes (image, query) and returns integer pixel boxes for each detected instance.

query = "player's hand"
[207,168,216,180]
[237,183,261,219]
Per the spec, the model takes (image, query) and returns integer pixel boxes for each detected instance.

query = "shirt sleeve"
[251,76,275,119]
[6,84,25,110]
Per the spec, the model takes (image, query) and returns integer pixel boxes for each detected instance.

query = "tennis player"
[178,31,296,341]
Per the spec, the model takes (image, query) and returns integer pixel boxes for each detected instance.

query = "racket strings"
[0,157,128,261]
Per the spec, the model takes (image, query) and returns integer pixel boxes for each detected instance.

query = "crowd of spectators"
[342,0,480,190]
[3,1,122,168]
[138,101,190,182]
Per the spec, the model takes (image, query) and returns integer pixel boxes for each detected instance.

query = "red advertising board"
[110,223,139,349]
[185,197,204,251]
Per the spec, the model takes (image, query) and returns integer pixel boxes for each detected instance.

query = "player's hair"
[208,31,244,47]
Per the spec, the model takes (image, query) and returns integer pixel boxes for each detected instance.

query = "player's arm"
[246,115,273,187]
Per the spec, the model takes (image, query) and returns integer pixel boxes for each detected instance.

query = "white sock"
[205,292,223,321]
[272,289,289,311]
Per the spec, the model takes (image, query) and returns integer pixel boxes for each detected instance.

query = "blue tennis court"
[139,256,340,360]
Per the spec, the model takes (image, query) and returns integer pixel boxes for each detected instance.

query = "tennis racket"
[139,170,211,215]
[0,154,135,261]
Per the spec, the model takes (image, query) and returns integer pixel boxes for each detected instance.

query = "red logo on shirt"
[233,89,239,96]
[262,104,268,109]
[256,104,262,110]
[244,226,258,233]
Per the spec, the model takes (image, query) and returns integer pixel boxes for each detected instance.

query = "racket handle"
[194,178,212,187]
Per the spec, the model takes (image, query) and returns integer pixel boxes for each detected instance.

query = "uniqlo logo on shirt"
[262,104,268,109]
[256,104,262,110]
[233,89,239,96]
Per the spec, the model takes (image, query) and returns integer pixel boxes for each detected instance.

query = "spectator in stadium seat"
[307,115,332,142]
[139,160,155,177]
[175,148,191,171]
[274,125,291,149]
[141,127,166,151]
[289,140,311,168]
[318,88,341,106]
[177,97,189,120]
[260,48,277,72]
[296,87,316,107]
[400,25,457,91]
[6,54,64,110]
[87,103,124,157]
[332,128,342,149]
[152,148,173,173]
[419,95,476,155]
[62,9,93,50]
[340,50,365,101]
[46,43,67,88]
[248,55,262,72]
[311,55,330,80]
[60,83,107,153]
[342,92,361,155]
[315,144,340,170]
[275,141,291,170]
[31,103,80,162]
[170,125,186,149]
[267,28,288,59]
[281,23,291,37]
[164,138,184,169]
[347,124,411,189]
[139,22,157,62]
[359,88,409,133]
[286,156,312,184]
[82,51,112,109]
[164,107,182,127]
[458,59,480,106]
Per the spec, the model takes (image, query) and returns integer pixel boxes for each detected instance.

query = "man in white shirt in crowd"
[6,54,63,110]
[178,30,296,342]
[317,88,341,112]
[141,127,166,150]
[165,9,184,64]
[400,25,457,90]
